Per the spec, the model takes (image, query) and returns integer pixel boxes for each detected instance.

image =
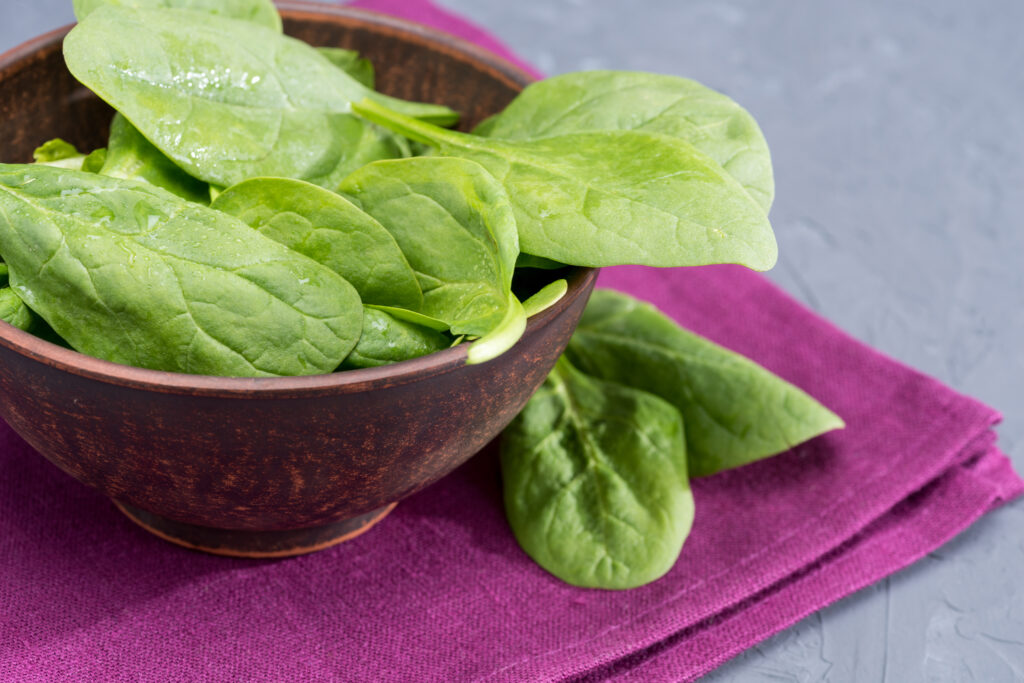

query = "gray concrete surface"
[3,0,1023,680]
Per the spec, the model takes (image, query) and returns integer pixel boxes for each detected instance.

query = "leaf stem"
[466,293,527,365]
[352,98,455,148]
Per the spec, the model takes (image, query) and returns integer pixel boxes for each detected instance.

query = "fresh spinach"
[516,253,565,270]
[63,7,458,189]
[365,305,449,332]
[82,149,108,173]
[101,113,209,204]
[501,356,694,589]
[72,0,283,32]
[341,307,451,369]
[33,139,107,172]
[465,293,527,365]
[317,47,375,89]
[353,99,777,270]
[211,177,422,309]
[565,289,844,477]
[33,139,83,167]
[521,278,567,318]
[476,71,774,212]
[0,286,35,331]
[339,157,522,340]
[0,165,363,376]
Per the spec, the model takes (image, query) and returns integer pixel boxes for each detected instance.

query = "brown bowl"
[0,4,598,558]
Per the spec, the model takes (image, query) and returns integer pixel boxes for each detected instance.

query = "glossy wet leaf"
[566,289,844,477]
[341,307,450,369]
[0,164,362,377]
[101,113,209,203]
[478,71,774,212]
[340,157,522,339]
[64,7,458,189]
[354,99,777,270]
[501,357,694,589]
[212,177,421,309]
[72,0,283,31]
[317,47,375,89]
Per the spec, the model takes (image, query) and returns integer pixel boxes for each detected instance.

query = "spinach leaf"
[471,113,499,137]
[566,289,844,477]
[33,139,82,165]
[0,164,362,377]
[516,253,565,270]
[212,177,421,309]
[341,307,451,369]
[82,149,108,173]
[63,7,458,189]
[501,356,694,589]
[521,278,567,317]
[33,139,107,172]
[72,0,283,32]
[465,293,527,365]
[0,287,35,331]
[477,71,774,212]
[339,157,522,340]
[101,113,209,204]
[365,305,449,332]
[317,47,375,89]
[354,99,777,270]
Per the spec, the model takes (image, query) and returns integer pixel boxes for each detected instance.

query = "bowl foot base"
[114,501,397,558]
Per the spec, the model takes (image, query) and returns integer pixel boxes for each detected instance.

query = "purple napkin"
[1,2,1021,681]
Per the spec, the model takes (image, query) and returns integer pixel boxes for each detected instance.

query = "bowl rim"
[0,3,598,398]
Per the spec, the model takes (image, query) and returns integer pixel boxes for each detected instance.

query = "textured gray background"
[3,0,1023,680]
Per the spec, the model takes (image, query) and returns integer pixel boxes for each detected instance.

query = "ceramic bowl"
[0,3,597,557]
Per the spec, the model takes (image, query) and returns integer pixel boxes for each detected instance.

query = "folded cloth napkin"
[1,2,1021,682]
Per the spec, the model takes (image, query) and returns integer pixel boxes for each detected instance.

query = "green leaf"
[353,99,777,270]
[478,71,774,212]
[33,139,82,164]
[471,113,500,137]
[340,157,523,339]
[365,305,449,332]
[501,356,694,589]
[317,47,375,89]
[521,278,567,317]
[466,293,527,365]
[0,164,362,377]
[566,289,845,477]
[212,177,422,309]
[101,113,209,203]
[516,253,565,270]
[0,287,36,331]
[72,0,283,32]
[33,140,107,172]
[341,306,450,369]
[81,148,108,173]
[63,7,458,189]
